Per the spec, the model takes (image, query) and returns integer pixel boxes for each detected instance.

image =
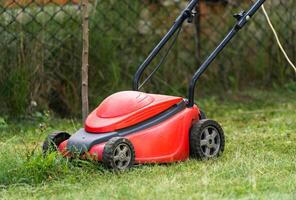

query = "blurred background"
[0,0,295,118]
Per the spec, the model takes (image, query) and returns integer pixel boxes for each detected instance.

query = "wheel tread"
[190,119,225,159]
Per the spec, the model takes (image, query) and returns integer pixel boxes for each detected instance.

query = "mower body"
[58,91,200,163]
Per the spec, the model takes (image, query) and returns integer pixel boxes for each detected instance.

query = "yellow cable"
[261,5,296,73]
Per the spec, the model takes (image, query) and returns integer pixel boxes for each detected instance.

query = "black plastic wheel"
[42,131,71,155]
[102,137,135,171]
[190,119,225,159]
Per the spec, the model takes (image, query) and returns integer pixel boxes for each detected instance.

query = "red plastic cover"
[85,91,183,133]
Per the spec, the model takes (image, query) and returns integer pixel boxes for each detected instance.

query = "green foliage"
[284,82,296,93]
[0,65,31,115]
[0,2,295,117]
[0,117,8,128]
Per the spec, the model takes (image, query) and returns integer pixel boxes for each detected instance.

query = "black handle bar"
[133,0,266,107]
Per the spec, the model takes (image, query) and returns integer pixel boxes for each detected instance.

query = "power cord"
[261,5,296,73]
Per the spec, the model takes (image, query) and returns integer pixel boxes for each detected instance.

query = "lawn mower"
[43,0,266,171]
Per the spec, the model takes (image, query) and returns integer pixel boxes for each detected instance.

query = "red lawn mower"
[43,0,266,170]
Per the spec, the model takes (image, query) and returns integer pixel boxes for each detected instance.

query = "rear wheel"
[190,119,225,159]
[102,137,135,171]
[42,131,70,155]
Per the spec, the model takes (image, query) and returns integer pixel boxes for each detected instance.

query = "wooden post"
[81,0,89,122]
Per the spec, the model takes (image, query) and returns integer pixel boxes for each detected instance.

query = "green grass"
[0,89,296,200]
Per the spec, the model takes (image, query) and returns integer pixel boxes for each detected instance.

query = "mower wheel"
[102,137,135,171]
[190,119,225,159]
[42,131,71,155]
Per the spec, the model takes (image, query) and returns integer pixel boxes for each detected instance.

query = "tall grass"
[0,123,103,186]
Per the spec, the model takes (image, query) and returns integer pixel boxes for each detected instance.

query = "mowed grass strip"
[0,89,295,200]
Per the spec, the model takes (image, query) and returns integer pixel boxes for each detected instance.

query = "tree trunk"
[81,0,89,122]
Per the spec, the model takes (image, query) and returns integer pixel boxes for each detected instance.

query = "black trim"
[67,101,186,154]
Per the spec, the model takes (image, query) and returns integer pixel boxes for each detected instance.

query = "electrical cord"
[138,25,183,90]
[260,5,296,73]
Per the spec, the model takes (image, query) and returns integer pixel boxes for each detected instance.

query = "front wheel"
[102,137,135,171]
[190,119,225,159]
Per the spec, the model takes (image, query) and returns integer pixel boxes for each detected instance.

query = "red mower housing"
[58,91,200,163]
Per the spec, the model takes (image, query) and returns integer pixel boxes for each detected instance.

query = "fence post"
[81,0,89,122]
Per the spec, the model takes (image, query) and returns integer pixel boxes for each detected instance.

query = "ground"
[0,89,295,200]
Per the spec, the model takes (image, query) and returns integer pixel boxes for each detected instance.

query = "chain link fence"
[0,0,295,117]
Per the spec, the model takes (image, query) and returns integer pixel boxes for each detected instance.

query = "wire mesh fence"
[0,0,295,117]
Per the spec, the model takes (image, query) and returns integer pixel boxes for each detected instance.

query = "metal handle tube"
[133,0,199,91]
[187,0,266,107]
[237,0,267,28]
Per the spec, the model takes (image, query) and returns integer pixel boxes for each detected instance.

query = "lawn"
[0,89,295,200]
